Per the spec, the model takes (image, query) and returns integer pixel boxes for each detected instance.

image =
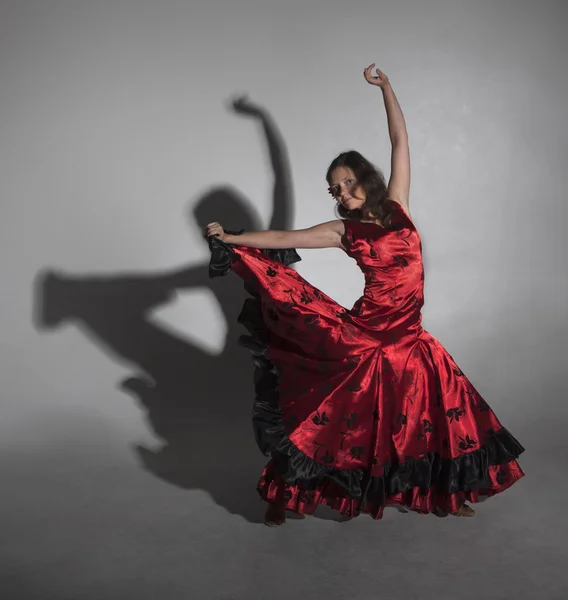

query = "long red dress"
[208,200,525,518]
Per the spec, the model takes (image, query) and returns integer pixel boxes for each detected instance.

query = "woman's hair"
[326,150,396,227]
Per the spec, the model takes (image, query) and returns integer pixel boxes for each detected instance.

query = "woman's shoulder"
[312,219,346,234]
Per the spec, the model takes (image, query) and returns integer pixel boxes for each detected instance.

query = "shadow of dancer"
[33,97,295,522]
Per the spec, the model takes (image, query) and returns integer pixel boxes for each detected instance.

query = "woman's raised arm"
[364,64,411,211]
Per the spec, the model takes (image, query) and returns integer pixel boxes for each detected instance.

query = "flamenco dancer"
[205,63,524,525]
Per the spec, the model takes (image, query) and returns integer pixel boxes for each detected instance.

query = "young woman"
[205,64,524,526]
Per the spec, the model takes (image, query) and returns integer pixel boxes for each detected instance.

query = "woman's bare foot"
[452,503,475,517]
[264,503,286,527]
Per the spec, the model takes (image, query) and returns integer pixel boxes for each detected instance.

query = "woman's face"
[328,166,366,212]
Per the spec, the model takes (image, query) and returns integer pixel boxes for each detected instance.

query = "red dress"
[209,200,524,518]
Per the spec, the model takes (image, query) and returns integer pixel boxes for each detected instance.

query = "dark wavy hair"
[326,150,396,227]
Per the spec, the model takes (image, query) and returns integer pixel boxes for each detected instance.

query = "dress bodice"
[341,201,424,335]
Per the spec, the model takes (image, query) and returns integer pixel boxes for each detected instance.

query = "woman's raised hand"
[205,222,226,241]
[363,63,390,89]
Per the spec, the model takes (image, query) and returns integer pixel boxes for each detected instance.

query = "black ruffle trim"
[208,229,525,510]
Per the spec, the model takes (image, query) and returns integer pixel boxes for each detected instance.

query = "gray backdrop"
[1,0,567,599]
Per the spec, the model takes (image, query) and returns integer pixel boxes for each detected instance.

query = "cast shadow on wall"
[33,97,305,524]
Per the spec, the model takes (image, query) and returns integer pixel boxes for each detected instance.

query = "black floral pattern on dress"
[339,432,352,449]
[392,255,409,267]
[321,450,334,464]
[266,266,277,277]
[283,289,297,305]
[458,435,478,451]
[418,419,434,439]
[350,446,365,460]
[300,289,313,304]
[446,407,466,423]
[396,228,412,246]
[312,410,331,426]
[343,412,358,428]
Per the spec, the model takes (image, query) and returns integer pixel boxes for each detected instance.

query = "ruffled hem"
[257,458,525,518]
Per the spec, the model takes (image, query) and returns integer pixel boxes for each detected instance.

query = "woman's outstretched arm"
[205,220,345,250]
[364,64,411,211]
